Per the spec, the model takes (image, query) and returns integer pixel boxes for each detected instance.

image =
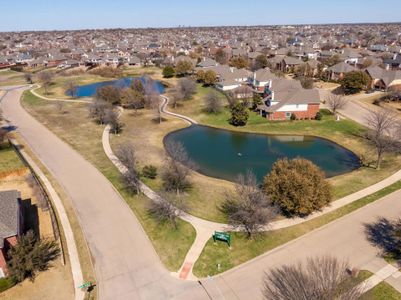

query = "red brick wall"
[267,104,320,120]
[6,236,17,247]
[0,248,7,274]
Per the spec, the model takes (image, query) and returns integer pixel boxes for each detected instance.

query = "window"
[285,112,291,118]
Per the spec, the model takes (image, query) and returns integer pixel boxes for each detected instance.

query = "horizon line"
[2,20,401,34]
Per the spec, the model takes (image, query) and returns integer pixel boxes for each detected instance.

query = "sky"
[1,0,401,32]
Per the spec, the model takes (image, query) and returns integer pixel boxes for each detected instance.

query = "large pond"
[165,125,360,182]
[72,77,165,97]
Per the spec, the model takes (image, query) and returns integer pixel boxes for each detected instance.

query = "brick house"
[256,79,320,120]
[0,190,23,278]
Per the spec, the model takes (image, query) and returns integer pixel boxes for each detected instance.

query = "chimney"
[271,91,275,100]
[394,53,398,60]
[269,80,272,89]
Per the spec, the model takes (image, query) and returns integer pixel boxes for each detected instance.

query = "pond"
[71,77,165,97]
[164,125,360,183]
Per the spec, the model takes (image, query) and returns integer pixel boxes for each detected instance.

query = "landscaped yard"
[0,139,74,299]
[21,90,196,271]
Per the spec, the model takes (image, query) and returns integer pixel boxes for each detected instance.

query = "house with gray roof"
[327,62,358,80]
[365,66,401,90]
[0,190,23,277]
[257,78,320,121]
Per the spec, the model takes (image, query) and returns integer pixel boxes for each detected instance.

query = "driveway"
[1,87,401,299]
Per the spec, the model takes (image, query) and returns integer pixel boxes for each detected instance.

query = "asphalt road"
[2,87,401,299]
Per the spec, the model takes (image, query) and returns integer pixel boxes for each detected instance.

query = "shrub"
[290,113,297,121]
[142,165,158,179]
[263,158,332,217]
[162,66,175,78]
[7,230,60,283]
[315,111,323,120]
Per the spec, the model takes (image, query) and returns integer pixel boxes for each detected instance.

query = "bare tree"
[148,193,184,229]
[204,90,223,114]
[169,88,184,109]
[177,78,196,100]
[116,142,141,194]
[64,79,78,98]
[105,109,123,134]
[37,71,54,95]
[221,171,277,237]
[88,99,111,124]
[263,256,364,300]
[365,109,401,169]
[149,93,163,124]
[162,141,193,194]
[326,93,347,115]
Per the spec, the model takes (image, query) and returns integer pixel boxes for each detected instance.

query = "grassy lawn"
[110,108,231,223]
[361,282,401,300]
[34,74,113,99]
[21,90,195,272]
[0,143,26,174]
[0,69,27,87]
[192,180,401,277]
[171,85,401,200]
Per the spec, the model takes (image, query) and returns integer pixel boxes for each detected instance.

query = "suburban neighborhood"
[1,1,401,300]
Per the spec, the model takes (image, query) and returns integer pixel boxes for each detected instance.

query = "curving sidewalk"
[30,84,90,104]
[102,94,401,280]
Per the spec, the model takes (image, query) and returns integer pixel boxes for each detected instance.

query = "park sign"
[78,282,92,289]
[213,231,231,247]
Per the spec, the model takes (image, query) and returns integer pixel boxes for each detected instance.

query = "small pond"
[165,125,360,183]
[71,77,165,97]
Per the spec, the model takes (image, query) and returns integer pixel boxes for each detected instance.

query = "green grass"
[193,180,401,277]
[21,90,196,271]
[0,278,15,293]
[0,144,26,173]
[361,282,401,300]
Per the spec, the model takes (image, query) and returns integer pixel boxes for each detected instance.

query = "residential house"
[256,78,320,120]
[0,190,23,278]
[280,56,303,73]
[250,68,277,92]
[327,62,358,81]
[197,57,218,68]
[365,66,401,90]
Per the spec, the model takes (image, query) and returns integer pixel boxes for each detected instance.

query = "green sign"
[213,231,231,247]
[78,282,92,289]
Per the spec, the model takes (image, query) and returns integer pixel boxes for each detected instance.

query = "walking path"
[359,264,401,294]
[30,84,90,103]
[102,94,401,280]
[4,84,401,299]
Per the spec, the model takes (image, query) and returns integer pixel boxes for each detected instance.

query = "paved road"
[2,87,401,299]
[0,87,204,300]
